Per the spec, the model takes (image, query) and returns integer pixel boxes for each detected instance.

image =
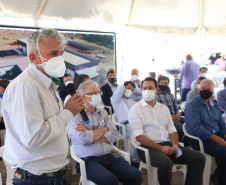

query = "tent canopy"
[1,0,226,34]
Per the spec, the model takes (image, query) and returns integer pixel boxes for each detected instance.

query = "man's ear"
[29,53,37,65]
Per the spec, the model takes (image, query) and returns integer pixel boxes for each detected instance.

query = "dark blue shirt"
[185,95,226,141]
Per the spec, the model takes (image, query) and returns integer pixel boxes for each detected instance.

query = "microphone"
[66,82,90,124]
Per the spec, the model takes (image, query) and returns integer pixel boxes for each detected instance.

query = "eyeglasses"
[84,91,102,96]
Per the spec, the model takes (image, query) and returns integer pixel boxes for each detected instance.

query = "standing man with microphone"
[2,28,84,185]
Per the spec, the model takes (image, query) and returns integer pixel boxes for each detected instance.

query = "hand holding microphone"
[65,82,90,124]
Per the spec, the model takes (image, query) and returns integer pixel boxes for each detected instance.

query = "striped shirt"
[156,90,179,115]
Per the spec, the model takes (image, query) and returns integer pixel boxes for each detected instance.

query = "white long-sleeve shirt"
[111,85,136,123]
[2,64,73,175]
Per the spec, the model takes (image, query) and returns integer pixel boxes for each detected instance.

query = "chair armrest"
[182,124,205,153]
[112,145,131,164]
[112,114,127,137]
[70,145,89,184]
[104,105,112,118]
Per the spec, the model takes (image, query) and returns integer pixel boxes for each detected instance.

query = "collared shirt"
[156,90,179,115]
[185,95,226,141]
[217,88,226,111]
[68,107,118,158]
[128,99,177,144]
[2,64,73,175]
[186,86,199,103]
[178,59,200,89]
[214,58,226,71]
[130,79,142,102]
[111,85,136,123]
[107,82,117,93]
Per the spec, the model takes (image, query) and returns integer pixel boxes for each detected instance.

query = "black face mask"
[109,77,116,83]
[200,90,213,100]
[159,85,168,92]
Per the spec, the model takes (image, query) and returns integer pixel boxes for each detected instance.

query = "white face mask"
[124,89,133,98]
[132,75,138,81]
[142,90,156,101]
[34,37,66,78]
[200,72,207,77]
[87,94,102,107]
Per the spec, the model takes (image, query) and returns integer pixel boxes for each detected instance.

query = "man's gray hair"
[78,80,99,95]
[26,28,65,56]
[199,79,215,90]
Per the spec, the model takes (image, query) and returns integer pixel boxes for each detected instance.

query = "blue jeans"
[76,154,142,185]
[180,88,191,103]
[188,136,226,184]
[13,172,64,185]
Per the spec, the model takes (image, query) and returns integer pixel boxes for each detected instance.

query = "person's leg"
[107,155,142,185]
[77,157,118,185]
[180,88,191,103]
[171,146,206,185]
[203,139,226,184]
[137,145,173,185]
[173,121,183,142]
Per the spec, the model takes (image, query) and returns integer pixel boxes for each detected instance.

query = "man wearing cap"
[2,28,84,185]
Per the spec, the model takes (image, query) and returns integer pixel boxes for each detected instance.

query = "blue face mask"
[0,93,3,99]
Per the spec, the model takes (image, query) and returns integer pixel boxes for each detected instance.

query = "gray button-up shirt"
[68,107,118,158]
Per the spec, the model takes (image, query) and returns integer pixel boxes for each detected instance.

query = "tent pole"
[35,0,47,27]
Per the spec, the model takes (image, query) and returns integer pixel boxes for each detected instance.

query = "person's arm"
[209,134,226,147]
[110,85,125,105]
[178,63,188,79]
[217,91,226,111]
[4,82,75,148]
[171,94,180,121]
[98,109,118,144]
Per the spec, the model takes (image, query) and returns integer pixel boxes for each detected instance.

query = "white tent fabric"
[0,0,226,34]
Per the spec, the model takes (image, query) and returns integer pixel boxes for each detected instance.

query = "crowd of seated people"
[45,61,226,185]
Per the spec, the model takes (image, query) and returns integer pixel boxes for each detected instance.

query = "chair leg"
[202,155,212,185]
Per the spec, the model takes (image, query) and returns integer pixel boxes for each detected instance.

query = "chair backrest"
[103,105,112,118]
[179,101,186,112]
[0,146,13,185]
[182,123,205,153]
[130,133,151,166]
[112,114,127,138]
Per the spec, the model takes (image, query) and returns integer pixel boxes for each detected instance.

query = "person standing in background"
[130,69,142,102]
[214,52,226,72]
[2,28,84,185]
[174,54,200,102]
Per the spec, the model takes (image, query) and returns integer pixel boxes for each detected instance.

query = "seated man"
[217,77,226,111]
[68,80,142,185]
[191,67,208,89]
[156,76,185,143]
[186,76,206,102]
[64,74,90,104]
[111,81,139,167]
[59,74,74,101]
[128,77,205,185]
[101,70,117,115]
[185,79,226,185]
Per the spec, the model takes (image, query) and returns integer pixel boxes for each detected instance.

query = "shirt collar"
[29,64,57,90]
[86,107,101,115]
[197,95,214,106]
[108,82,116,88]
[140,98,160,108]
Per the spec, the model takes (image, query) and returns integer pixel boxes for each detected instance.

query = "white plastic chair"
[182,124,215,185]
[112,113,132,155]
[179,101,186,112]
[70,144,130,185]
[131,133,187,185]
[0,146,13,185]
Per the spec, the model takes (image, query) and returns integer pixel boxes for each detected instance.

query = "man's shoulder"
[218,88,226,95]
[101,83,109,90]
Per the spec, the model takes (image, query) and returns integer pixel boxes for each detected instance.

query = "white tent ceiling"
[1,0,226,34]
